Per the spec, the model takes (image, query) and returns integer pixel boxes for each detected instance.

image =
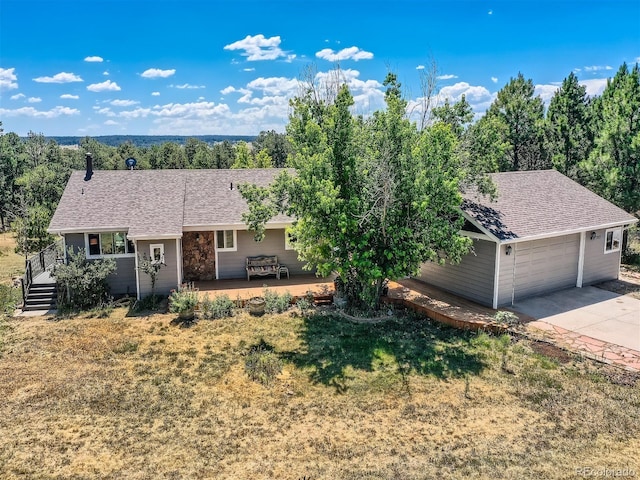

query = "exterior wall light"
[505,245,512,255]
[590,231,597,240]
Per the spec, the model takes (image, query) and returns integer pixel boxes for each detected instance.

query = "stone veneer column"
[182,231,216,281]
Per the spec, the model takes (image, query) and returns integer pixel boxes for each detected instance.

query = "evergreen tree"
[579,63,640,213]
[546,72,593,179]
[487,73,548,171]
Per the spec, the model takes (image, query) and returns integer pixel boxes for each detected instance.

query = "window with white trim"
[150,243,165,264]
[284,229,296,250]
[86,232,135,257]
[216,230,237,251]
[604,227,622,254]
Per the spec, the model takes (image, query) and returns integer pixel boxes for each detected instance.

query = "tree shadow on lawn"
[282,313,489,392]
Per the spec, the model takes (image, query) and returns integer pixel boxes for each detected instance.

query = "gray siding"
[63,233,136,297]
[416,238,496,306]
[64,233,85,252]
[217,229,307,280]
[106,257,136,295]
[582,228,621,285]
[137,239,180,297]
[497,244,516,306]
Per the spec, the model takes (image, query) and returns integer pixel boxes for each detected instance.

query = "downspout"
[214,231,220,280]
[134,240,141,300]
[492,241,501,309]
[576,231,586,288]
[510,243,518,307]
[175,238,182,287]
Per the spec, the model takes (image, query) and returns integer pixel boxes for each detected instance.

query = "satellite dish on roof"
[125,157,137,170]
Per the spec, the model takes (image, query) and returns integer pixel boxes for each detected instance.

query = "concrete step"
[27,292,58,300]
[23,302,57,311]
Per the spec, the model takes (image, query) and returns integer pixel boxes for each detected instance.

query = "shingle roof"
[462,170,637,241]
[48,169,290,238]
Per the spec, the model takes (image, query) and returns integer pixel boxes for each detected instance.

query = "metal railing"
[20,241,62,306]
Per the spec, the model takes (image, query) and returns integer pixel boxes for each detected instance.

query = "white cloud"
[220,85,251,95]
[84,56,104,62]
[87,80,121,92]
[315,46,374,62]
[103,71,109,76]
[104,120,119,126]
[491,77,498,83]
[436,74,458,80]
[243,68,256,72]
[33,72,83,83]
[584,65,613,72]
[141,68,176,79]
[534,84,559,103]
[60,94,79,99]
[580,78,608,97]
[416,65,425,70]
[224,34,288,61]
[111,99,139,107]
[0,105,80,118]
[409,82,495,117]
[151,91,160,96]
[10,93,25,100]
[172,83,205,89]
[246,77,299,96]
[488,10,493,15]
[0,68,18,90]
[28,97,42,103]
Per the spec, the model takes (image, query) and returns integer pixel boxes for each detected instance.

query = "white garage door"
[513,234,579,301]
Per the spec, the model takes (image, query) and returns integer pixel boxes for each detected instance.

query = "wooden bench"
[246,255,280,281]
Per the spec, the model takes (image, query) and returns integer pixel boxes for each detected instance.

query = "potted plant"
[168,286,199,321]
[248,296,266,316]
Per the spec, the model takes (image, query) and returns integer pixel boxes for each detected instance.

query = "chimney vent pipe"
[84,153,94,181]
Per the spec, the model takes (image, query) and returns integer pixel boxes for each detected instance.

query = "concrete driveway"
[513,286,640,351]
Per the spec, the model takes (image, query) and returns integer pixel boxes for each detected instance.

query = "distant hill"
[47,135,257,148]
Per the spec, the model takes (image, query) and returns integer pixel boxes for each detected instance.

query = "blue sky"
[1,0,639,137]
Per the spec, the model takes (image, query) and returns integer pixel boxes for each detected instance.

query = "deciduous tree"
[242,74,484,311]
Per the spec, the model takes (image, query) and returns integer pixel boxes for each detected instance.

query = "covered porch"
[194,273,336,302]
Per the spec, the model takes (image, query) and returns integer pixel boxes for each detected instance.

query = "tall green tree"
[212,140,236,169]
[231,142,273,168]
[0,131,27,230]
[546,72,593,179]
[487,73,548,171]
[253,130,291,167]
[431,95,474,138]
[579,63,640,213]
[241,74,481,310]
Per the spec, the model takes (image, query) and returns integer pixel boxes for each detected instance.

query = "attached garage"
[415,170,637,309]
[511,234,579,301]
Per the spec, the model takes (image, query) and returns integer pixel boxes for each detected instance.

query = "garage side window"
[604,228,622,254]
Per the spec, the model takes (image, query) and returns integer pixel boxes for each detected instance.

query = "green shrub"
[494,310,520,325]
[263,287,292,314]
[245,343,283,385]
[296,296,313,315]
[200,293,235,319]
[53,247,116,311]
[168,286,199,315]
[0,284,19,316]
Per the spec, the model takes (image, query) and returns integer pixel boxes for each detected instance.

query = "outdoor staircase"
[23,282,57,311]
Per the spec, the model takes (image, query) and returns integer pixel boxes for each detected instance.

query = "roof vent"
[230,182,234,190]
[84,153,93,181]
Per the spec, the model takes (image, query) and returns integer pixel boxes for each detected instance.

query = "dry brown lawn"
[0,305,638,480]
[0,232,23,285]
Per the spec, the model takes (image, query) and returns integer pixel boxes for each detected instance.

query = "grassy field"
[0,307,638,479]
[0,232,23,286]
